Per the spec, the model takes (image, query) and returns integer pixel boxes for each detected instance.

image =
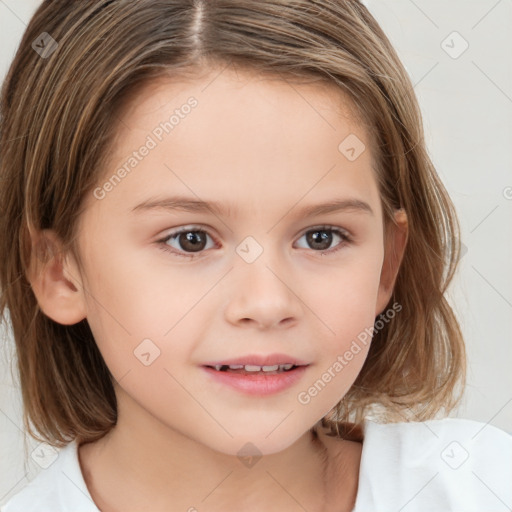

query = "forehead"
[117,66,365,139]
[91,67,381,223]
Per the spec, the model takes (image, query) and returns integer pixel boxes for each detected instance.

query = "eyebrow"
[130,195,374,218]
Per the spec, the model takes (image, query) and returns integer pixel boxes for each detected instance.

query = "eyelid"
[296,224,352,239]
[156,223,353,258]
[293,225,353,254]
[156,224,354,243]
[155,225,219,260]
[158,224,218,247]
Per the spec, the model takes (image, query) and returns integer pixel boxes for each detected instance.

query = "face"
[48,67,405,456]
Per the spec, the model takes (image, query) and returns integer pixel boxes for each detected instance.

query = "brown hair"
[0,0,465,452]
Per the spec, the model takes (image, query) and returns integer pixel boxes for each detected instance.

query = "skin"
[28,64,408,512]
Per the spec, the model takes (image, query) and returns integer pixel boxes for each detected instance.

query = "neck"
[79,397,337,512]
[79,384,360,512]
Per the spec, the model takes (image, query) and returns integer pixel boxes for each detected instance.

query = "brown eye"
[175,231,208,252]
[295,226,352,255]
[158,227,216,258]
[306,230,333,251]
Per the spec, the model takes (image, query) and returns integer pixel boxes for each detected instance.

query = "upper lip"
[203,353,310,367]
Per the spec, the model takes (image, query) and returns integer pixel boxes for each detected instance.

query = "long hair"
[0,0,465,450]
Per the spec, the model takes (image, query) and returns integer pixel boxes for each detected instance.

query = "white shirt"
[1,418,511,511]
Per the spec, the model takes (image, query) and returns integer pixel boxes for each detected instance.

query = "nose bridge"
[236,234,289,296]
[224,234,301,327]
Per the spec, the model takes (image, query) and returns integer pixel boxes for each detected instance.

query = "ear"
[26,228,87,325]
[375,208,408,317]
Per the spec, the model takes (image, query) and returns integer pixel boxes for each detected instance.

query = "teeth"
[246,364,278,372]
[212,363,296,372]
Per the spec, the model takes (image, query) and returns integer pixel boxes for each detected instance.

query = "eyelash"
[156,225,353,259]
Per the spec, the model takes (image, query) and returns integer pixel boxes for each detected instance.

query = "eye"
[294,226,352,256]
[157,226,217,259]
[156,225,352,259]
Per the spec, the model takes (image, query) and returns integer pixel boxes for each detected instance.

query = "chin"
[202,427,305,458]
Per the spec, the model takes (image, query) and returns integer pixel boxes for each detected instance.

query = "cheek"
[307,249,383,339]
[300,250,382,403]
[79,245,207,378]
[80,241,174,328]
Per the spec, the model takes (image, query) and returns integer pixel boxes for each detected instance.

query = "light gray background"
[1,0,511,504]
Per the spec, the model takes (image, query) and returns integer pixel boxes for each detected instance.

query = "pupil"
[308,230,331,250]
[180,231,206,252]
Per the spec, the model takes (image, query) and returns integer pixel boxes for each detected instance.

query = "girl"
[0,1,510,511]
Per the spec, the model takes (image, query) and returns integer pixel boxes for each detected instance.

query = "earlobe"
[27,229,87,325]
[375,209,408,317]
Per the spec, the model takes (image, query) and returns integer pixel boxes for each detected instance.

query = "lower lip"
[201,366,309,396]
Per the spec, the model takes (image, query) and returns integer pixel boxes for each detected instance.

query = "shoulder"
[353,417,512,512]
[0,441,99,512]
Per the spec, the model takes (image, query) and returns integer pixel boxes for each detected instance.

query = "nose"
[223,256,302,330]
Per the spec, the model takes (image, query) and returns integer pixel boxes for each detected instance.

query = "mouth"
[203,363,304,375]
[201,363,309,395]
